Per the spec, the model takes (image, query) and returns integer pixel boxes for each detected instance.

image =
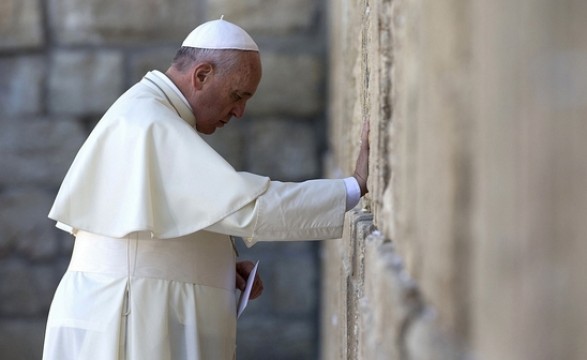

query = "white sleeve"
[343,177,361,211]
[205,178,348,247]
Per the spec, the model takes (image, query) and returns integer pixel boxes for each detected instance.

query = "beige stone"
[324,0,587,359]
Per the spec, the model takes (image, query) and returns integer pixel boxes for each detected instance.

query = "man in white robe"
[43,18,369,360]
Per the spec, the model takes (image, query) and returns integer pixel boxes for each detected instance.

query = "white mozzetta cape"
[49,71,270,239]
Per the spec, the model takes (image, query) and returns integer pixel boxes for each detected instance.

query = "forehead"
[227,52,261,92]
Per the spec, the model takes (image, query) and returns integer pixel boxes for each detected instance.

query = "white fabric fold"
[48,71,270,239]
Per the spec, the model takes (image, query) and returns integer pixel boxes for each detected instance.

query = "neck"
[165,67,194,106]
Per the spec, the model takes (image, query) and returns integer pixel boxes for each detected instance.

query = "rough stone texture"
[247,118,318,180]
[0,56,45,116]
[49,50,124,115]
[0,118,86,186]
[471,1,587,359]
[0,0,43,49]
[249,52,323,117]
[324,0,587,359]
[49,0,199,45]
[207,0,318,35]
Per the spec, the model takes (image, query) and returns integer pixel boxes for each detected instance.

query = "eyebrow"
[236,90,254,98]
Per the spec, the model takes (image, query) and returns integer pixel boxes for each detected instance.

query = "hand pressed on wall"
[353,119,370,196]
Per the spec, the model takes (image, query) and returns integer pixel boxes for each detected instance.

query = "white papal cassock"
[43,71,348,360]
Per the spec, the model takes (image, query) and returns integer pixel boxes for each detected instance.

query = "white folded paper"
[237,260,259,318]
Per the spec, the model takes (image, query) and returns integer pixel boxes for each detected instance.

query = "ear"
[192,63,214,90]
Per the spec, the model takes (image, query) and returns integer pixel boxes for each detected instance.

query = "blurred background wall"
[323,0,587,359]
[0,0,327,359]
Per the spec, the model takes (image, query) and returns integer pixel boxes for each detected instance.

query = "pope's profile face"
[192,52,262,134]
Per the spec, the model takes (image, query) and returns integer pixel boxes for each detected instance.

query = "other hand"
[235,260,264,300]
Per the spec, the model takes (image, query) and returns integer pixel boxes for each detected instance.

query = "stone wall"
[0,1,327,359]
[323,0,587,359]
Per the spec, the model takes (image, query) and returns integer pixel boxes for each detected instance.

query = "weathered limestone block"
[0,0,43,49]
[472,1,587,359]
[0,56,44,115]
[406,311,468,360]
[207,0,318,35]
[0,189,60,260]
[361,232,422,360]
[49,50,124,115]
[321,207,372,360]
[0,118,86,186]
[246,118,318,180]
[0,320,46,359]
[49,0,199,45]
[249,52,322,117]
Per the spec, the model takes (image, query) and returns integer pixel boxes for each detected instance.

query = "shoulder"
[100,82,187,131]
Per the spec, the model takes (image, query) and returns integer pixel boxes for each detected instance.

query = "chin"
[195,125,216,135]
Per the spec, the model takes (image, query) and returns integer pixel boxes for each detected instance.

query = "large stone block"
[0,319,46,359]
[249,52,323,117]
[0,118,86,186]
[0,189,60,260]
[0,0,43,49]
[48,0,199,45]
[246,118,318,180]
[49,50,124,115]
[0,56,44,116]
[207,0,318,35]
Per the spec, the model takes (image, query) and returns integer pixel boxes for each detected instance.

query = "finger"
[250,281,263,299]
[236,260,254,275]
[235,273,246,291]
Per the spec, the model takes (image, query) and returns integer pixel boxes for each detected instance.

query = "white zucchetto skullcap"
[182,16,259,51]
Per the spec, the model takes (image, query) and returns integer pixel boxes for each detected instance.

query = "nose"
[231,102,246,118]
